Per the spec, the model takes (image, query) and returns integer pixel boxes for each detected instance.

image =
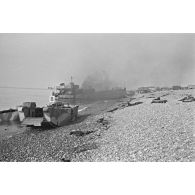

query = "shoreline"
[0,90,194,162]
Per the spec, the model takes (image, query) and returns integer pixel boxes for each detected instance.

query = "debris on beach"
[179,95,195,102]
[107,100,143,112]
[155,97,160,100]
[96,117,110,130]
[147,96,155,98]
[119,103,127,108]
[115,103,127,110]
[70,129,94,137]
[97,117,109,126]
[151,97,167,103]
[107,107,118,112]
[97,117,104,123]
[127,101,143,106]
[129,97,136,101]
[161,93,169,97]
[0,88,194,162]
[61,158,71,162]
[78,107,88,112]
[73,143,98,154]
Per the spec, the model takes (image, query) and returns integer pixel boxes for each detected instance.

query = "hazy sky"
[0,33,194,89]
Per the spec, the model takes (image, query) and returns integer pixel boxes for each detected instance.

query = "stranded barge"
[17,102,78,127]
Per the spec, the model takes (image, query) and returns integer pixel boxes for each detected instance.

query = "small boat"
[17,102,79,127]
[0,109,19,122]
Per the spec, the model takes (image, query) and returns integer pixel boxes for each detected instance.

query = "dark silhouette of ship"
[49,78,127,104]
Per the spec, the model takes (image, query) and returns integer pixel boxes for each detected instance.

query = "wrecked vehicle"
[18,102,79,127]
[179,95,195,102]
[151,97,167,103]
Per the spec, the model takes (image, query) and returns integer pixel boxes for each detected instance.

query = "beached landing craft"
[0,109,19,122]
[43,102,78,126]
[17,102,78,127]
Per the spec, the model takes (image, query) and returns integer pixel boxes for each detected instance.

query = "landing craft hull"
[43,105,78,126]
[18,106,25,122]
[17,103,79,127]
[0,109,19,122]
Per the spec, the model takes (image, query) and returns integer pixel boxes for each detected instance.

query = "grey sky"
[0,33,194,89]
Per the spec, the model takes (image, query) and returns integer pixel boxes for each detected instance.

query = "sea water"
[0,88,51,110]
[0,88,51,135]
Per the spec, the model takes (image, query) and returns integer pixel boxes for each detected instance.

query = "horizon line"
[0,86,49,90]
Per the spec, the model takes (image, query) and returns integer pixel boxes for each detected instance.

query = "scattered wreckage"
[151,97,167,103]
[179,95,195,102]
[17,102,79,127]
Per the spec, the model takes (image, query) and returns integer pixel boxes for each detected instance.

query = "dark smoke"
[81,71,116,91]
[0,34,194,89]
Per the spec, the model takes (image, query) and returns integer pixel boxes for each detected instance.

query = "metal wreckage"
[0,78,126,127]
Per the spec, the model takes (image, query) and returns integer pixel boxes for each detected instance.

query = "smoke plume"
[81,71,116,91]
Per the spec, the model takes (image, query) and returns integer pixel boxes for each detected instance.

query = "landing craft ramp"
[21,117,44,126]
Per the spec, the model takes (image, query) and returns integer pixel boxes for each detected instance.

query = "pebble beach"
[0,89,194,162]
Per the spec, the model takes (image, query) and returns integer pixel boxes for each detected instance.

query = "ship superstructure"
[49,78,127,104]
[49,79,80,104]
